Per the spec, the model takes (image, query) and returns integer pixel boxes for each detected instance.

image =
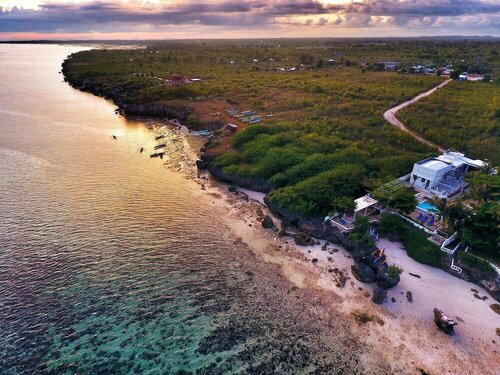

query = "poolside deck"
[408,210,446,233]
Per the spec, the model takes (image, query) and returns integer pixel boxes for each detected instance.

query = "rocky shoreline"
[62,59,498,303]
[200,158,500,302]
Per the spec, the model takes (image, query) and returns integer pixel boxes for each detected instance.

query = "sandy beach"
[151,122,499,374]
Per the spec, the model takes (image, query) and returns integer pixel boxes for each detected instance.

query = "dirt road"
[383,79,451,152]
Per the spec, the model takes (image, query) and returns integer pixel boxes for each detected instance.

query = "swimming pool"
[417,201,439,214]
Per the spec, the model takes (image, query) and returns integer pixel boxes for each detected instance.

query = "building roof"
[420,159,450,172]
[437,151,487,169]
[354,195,378,212]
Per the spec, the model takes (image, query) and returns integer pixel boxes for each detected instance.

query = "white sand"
[236,187,266,204]
[379,238,499,344]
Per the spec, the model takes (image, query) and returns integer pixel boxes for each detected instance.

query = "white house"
[410,151,487,198]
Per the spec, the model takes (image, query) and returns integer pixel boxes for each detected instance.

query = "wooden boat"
[155,134,166,140]
[150,152,165,158]
[154,143,167,150]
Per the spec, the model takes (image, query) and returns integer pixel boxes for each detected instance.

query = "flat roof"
[419,159,450,171]
[437,152,487,169]
[355,195,378,212]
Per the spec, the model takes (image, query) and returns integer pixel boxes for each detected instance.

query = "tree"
[428,197,448,221]
[445,200,467,233]
[331,197,355,215]
[461,202,500,260]
[466,171,500,203]
[373,184,417,214]
[352,215,370,234]
[390,188,418,214]
[348,216,374,253]
[450,70,461,80]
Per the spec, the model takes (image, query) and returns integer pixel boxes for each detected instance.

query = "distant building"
[165,74,190,85]
[410,151,487,199]
[437,67,451,76]
[457,73,485,82]
[466,74,484,82]
[379,61,399,71]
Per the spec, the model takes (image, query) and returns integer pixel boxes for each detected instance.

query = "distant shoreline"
[1,35,500,44]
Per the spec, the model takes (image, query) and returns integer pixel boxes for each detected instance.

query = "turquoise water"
[417,201,439,213]
[0,44,388,374]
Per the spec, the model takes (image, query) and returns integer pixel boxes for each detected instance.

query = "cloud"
[0,0,499,35]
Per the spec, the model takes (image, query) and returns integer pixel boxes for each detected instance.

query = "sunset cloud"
[0,0,499,39]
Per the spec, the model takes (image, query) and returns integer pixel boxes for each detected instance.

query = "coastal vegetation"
[399,81,500,165]
[458,252,494,275]
[62,39,499,267]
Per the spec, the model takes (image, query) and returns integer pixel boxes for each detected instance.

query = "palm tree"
[445,199,467,234]
[465,169,498,203]
[428,197,448,222]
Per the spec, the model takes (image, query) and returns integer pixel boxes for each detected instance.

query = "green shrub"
[378,213,406,240]
[402,224,444,267]
[458,252,494,274]
[268,164,365,217]
[387,265,404,277]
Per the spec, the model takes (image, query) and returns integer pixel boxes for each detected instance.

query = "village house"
[436,67,451,76]
[379,61,399,71]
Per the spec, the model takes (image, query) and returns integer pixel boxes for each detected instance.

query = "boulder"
[351,263,376,283]
[293,232,309,246]
[376,269,401,289]
[321,223,343,244]
[406,291,413,303]
[261,215,275,229]
[433,308,457,335]
[372,287,387,304]
[278,228,291,238]
[196,159,209,170]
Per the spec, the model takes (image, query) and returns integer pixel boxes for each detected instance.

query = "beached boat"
[150,152,165,158]
[154,143,167,150]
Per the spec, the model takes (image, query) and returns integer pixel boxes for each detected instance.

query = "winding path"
[383,79,451,152]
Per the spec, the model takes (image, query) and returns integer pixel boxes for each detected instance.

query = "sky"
[0,0,499,40]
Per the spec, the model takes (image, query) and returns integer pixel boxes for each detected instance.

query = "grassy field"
[63,39,499,220]
[399,81,500,165]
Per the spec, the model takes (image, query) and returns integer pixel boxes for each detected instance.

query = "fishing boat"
[150,152,165,158]
[154,143,167,150]
[155,134,166,140]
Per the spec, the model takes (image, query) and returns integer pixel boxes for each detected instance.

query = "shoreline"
[61,55,499,372]
[142,120,499,374]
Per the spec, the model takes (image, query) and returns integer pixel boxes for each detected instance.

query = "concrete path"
[383,79,451,152]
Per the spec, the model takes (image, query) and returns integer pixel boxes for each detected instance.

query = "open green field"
[63,39,499,220]
[399,81,500,165]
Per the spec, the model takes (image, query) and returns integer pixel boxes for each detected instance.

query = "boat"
[150,152,165,158]
[154,143,167,150]
[155,134,166,140]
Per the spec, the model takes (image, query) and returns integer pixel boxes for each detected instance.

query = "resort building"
[409,151,487,199]
[328,195,387,233]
